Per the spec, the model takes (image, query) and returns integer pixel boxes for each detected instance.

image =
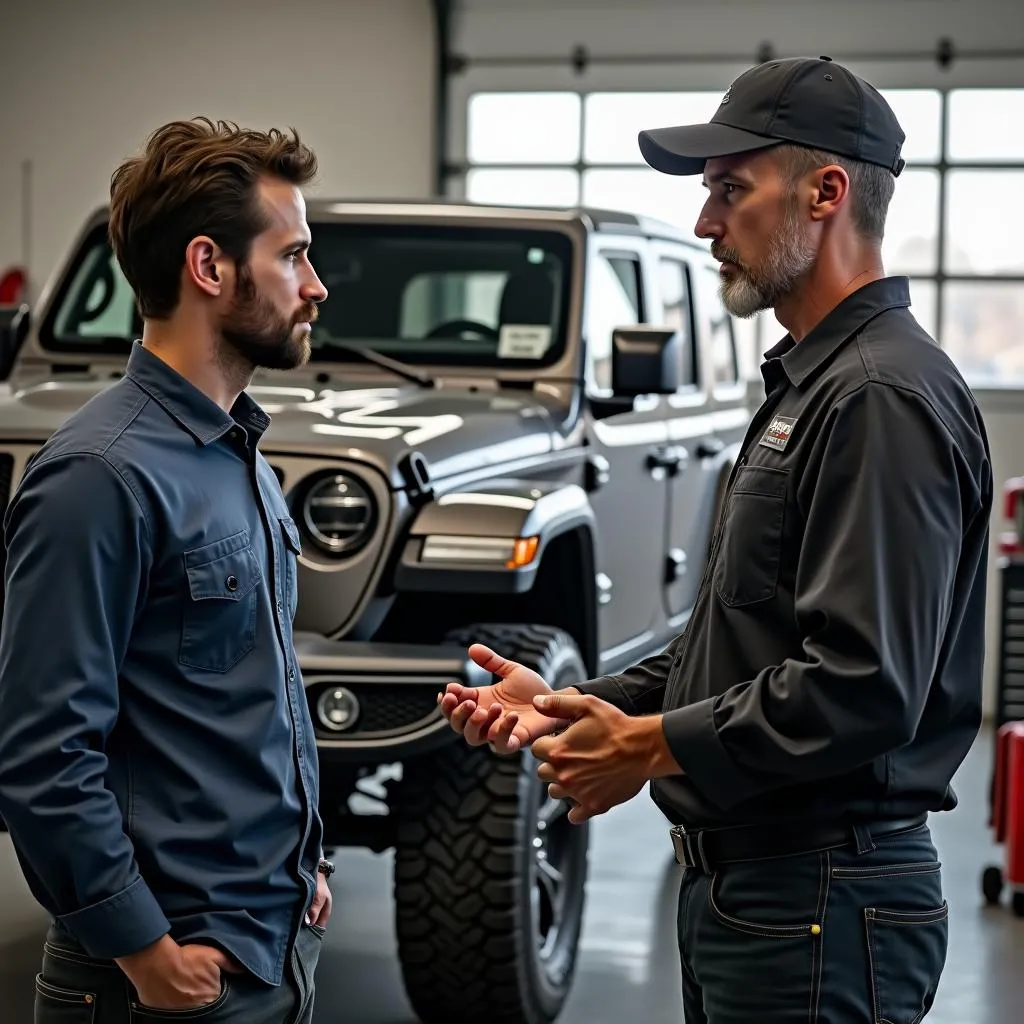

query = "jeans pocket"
[34,975,97,1022]
[706,853,826,938]
[130,978,231,1019]
[865,901,949,1024]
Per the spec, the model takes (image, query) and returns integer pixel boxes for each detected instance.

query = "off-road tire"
[393,624,590,1024]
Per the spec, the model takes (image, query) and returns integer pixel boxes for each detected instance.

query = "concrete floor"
[0,727,1020,1022]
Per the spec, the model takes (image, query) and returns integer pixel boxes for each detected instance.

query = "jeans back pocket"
[865,901,948,1024]
[179,530,262,673]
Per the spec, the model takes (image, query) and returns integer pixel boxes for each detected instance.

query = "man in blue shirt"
[0,117,331,1022]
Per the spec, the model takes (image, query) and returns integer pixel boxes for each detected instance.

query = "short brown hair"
[108,117,318,319]
[775,144,895,243]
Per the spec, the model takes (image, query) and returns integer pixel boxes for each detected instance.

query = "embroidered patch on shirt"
[758,415,797,451]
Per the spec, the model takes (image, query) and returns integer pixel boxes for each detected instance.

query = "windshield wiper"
[317,342,435,388]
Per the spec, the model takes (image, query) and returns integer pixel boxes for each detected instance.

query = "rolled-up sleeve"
[662,382,981,810]
[0,451,170,957]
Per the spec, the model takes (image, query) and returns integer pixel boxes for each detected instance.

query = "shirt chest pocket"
[714,465,788,608]
[280,515,302,619]
[179,530,263,673]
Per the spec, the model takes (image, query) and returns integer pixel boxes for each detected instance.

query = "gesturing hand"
[438,643,579,754]
[531,693,665,824]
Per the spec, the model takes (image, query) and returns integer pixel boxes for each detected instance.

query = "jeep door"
[582,239,671,671]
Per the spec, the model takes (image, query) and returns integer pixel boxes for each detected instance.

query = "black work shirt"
[578,278,993,828]
[0,342,322,985]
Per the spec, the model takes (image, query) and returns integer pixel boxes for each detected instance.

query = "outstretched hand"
[438,643,579,754]
[531,692,669,824]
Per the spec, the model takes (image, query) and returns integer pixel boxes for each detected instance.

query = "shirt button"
[226,575,239,591]
[289,667,295,681]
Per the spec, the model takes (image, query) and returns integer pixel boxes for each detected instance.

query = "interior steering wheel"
[423,318,500,340]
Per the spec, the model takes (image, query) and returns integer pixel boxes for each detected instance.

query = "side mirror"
[610,325,681,398]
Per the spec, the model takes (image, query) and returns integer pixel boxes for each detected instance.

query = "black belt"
[670,813,928,873]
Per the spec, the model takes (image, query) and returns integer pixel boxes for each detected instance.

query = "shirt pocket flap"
[280,516,302,555]
[184,530,262,602]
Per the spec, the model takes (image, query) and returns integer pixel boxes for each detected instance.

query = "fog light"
[316,686,360,732]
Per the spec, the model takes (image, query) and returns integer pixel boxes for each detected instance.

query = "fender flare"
[394,481,596,594]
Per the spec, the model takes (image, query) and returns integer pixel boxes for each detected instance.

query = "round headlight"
[301,472,375,555]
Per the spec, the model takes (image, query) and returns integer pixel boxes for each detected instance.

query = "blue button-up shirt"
[0,342,322,986]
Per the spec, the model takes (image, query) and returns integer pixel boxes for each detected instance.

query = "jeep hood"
[0,379,564,490]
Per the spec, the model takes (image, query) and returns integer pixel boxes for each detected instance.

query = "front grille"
[307,682,441,740]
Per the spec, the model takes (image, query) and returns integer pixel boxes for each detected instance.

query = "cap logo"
[721,87,731,104]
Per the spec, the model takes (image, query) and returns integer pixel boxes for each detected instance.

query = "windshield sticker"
[498,325,552,359]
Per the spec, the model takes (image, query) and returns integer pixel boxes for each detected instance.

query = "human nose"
[302,264,328,304]
[694,197,721,243]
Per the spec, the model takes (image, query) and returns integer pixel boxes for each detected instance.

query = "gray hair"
[774,144,896,243]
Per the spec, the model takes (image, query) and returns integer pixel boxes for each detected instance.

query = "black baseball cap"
[638,56,905,177]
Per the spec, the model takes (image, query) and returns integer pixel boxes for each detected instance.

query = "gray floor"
[0,727,1020,1022]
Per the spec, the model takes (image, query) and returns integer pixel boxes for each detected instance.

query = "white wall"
[0,0,437,302]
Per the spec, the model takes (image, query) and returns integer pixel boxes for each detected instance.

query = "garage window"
[454,85,1024,388]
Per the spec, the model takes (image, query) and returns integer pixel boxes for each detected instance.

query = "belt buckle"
[670,825,710,873]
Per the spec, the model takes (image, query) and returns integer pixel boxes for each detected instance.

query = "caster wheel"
[1012,891,1024,918]
[982,865,1004,905]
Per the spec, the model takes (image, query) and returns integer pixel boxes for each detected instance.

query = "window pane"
[466,168,580,207]
[944,171,1024,275]
[942,282,1024,385]
[583,92,723,165]
[582,168,709,244]
[879,90,942,164]
[586,254,643,391]
[657,258,697,386]
[695,264,738,385]
[948,90,1024,162]
[468,93,581,164]
[883,169,940,275]
[908,279,938,339]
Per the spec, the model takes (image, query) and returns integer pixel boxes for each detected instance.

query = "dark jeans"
[33,920,324,1023]
[677,821,949,1023]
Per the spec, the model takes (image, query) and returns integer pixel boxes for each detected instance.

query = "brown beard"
[218,262,317,371]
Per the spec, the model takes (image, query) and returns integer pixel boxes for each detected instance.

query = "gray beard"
[718,206,816,319]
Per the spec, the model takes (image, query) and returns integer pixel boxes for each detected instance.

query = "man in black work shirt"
[0,119,332,1022]
[439,57,992,1022]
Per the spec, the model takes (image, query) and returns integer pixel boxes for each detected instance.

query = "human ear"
[809,165,850,223]
[183,236,230,298]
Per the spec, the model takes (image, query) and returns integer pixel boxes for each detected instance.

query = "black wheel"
[1013,891,1024,918]
[393,624,590,1024]
[982,865,1004,905]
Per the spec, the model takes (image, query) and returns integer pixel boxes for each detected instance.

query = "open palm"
[438,643,577,754]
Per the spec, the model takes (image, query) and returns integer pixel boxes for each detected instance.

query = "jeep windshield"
[40,220,574,372]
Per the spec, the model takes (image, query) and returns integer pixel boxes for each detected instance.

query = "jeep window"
[51,238,140,347]
[40,222,574,371]
[657,258,698,388]
[585,251,644,391]
[698,265,740,386]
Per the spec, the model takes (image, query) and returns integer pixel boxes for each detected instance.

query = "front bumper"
[294,631,490,762]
